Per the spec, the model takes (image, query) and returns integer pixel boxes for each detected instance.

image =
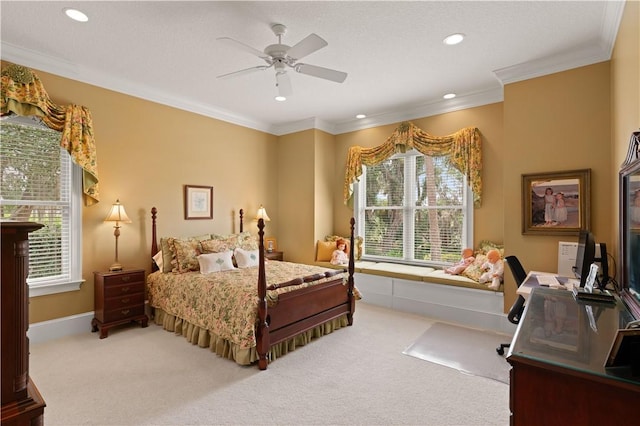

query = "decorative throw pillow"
[197,251,236,274]
[207,231,259,252]
[152,251,163,271]
[160,234,210,273]
[200,238,234,253]
[316,241,337,262]
[324,235,363,260]
[461,254,487,282]
[476,240,504,257]
[234,248,260,269]
[172,238,202,273]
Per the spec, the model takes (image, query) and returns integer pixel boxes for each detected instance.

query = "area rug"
[403,322,512,384]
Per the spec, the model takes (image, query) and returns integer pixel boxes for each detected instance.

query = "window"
[0,116,83,296]
[354,149,473,267]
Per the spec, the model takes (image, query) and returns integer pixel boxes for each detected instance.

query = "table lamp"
[104,199,132,271]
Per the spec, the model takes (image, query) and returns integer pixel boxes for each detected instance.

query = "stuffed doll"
[444,248,475,275]
[330,238,350,265]
[479,249,504,290]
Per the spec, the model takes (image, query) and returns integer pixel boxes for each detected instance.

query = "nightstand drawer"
[104,281,144,298]
[103,305,145,323]
[104,292,144,310]
[101,271,144,286]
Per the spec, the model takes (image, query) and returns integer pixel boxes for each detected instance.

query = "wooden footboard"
[149,207,356,370]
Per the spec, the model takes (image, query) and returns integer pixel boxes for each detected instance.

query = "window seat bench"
[315,261,512,334]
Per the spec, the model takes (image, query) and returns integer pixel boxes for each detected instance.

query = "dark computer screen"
[573,230,596,288]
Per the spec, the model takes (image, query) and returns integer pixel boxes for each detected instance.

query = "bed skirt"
[152,307,349,365]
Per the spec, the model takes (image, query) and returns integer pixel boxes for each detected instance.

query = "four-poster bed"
[147,207,357,370]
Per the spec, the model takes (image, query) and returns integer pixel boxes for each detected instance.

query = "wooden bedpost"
[256,218,269,370]
[151,207,158,272]
[239,209,244,233]
[347,217,356,325]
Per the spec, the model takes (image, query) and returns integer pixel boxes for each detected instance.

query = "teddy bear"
[444,248,475,275]
[479,249,504,290]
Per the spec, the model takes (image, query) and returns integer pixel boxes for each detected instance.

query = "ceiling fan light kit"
[217,24,347,98]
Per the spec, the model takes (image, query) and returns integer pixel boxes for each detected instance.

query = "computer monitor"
[572,230,610,289]
[573,230,596,288]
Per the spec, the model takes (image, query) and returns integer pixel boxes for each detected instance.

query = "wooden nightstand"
[265,251,283,261]
[92,269,148,338]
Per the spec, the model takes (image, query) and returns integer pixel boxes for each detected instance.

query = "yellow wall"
[612,0,640,258]
[10,64,279,323]
[9,2,639,322]
[502,62,612,308]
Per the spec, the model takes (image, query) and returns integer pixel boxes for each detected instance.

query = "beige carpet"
[29,302,509,425]
[403,322,512,384]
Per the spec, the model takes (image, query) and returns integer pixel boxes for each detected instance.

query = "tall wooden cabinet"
[1,222,46,425]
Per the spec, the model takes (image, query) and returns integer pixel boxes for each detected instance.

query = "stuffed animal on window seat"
[444,248,475,275]
[478,249,504,290]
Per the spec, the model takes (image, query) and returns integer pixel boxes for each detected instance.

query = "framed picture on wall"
[522,169,590,236]
[184,185,213,220]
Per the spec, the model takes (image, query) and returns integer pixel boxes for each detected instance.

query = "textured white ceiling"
[0,1,625,135]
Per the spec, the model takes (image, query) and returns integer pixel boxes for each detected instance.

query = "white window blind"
[355,150,472,266]
[1,118,82,294]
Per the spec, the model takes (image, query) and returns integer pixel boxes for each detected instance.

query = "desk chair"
[496,255,528,356]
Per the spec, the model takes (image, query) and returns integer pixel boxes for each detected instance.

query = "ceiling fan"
[217,24,347,98]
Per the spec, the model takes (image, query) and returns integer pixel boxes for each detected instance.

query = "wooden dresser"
[507,287,640,425]
[1,221,46,425]
[92,269,148,338]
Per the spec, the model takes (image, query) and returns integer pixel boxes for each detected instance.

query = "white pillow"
[197,251,236,274]
[234,248,260,269]
[152,251,163,271]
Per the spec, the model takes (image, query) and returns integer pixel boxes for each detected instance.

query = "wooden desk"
[507,287,639,425]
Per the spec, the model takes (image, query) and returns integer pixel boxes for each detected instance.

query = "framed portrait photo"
[184,185,213,220]
[522,169,590,236]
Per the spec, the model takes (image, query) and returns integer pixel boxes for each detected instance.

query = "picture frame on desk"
[521,169,590,236]
[265,237,277,253]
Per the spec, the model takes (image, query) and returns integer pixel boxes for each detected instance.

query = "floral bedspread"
[146,262,350,350]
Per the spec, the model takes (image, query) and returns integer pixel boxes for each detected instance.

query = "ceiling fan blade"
[295,63,347,83]
[276,72,292,97]
[217,65,270,79]
[217,37,270,60]
[286,33,327,60]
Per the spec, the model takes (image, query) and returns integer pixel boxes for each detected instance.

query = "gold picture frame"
[522,169,590,236]
[264,237,277,253]
[184,185,213,220]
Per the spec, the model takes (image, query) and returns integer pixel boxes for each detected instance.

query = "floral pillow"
[171,238,202,273]
[160,234,210,273]
[461,253,487,282]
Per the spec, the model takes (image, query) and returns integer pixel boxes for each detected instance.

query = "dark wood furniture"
[92,269,148,338]
[265,250,283,261]
[1,222,46,425]
[619,130,640,319]
[149,207,356,370]
[507,287,639,425]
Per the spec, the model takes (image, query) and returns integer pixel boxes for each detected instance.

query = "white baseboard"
[28,312,94,344]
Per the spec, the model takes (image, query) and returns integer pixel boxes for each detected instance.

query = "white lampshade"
[104,200,132,224]
[255,205,271,221]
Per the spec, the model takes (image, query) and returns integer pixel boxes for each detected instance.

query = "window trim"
[353,150,474,267]
[27,160,85,297]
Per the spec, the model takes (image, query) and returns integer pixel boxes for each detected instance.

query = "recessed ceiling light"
[274,96,286,102]
[356,114,366,119]
[443,33,464,45]
[63,8,89,22]
[443,93,456,99]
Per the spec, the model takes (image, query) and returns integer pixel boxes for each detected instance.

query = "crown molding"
[493,0,624,86]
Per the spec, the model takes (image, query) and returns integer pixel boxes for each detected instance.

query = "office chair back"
[505,255,527,288]
[497,255,529,355]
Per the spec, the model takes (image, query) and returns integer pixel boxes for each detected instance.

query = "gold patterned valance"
[344,121,482,207]
[1,64,99,205]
